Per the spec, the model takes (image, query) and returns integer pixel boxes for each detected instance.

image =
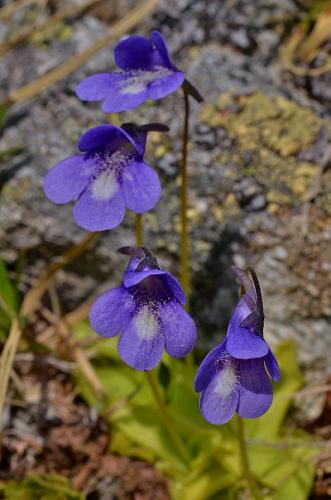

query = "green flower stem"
[134,214,189,463]
[135,213,144,246]
[180,88,195,368]
[180,88,190,309]
[134,135,189,466]
[237,415,259,498]
[145,370,190,465]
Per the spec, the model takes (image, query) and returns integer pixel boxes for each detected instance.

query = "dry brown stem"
[0,233,97,430]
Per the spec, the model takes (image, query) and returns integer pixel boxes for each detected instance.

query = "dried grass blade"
[0,0,103,57]
[297,2,331,61]
[1,0,158,108]
[0,0,38,20]
[0,232,97,430]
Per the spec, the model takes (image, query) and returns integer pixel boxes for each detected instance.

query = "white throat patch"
[121,66,173,95]
[91,168,118,200]
[91,151,127,200]
[135,306,159,340]
[214,361,238,399]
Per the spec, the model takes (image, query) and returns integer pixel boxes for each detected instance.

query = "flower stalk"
[135,213,144,246]
[134,217,190,466]
[237,415,259,499]
[180,87,190,308]
[145,370,190,465]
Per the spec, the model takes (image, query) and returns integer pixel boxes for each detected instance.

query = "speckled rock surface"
[0,0,330,373]
[190,89,331,349]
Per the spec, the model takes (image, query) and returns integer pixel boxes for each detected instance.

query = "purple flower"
[194,266,280,424]
[44,123,167,231]
[76,31,202,112]
[89,247,197,371]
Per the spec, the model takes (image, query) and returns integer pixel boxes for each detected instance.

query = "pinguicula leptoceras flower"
[90,246,197,371]
[195,266,280,425]
[44,122,168,231]
[76,30,202,112]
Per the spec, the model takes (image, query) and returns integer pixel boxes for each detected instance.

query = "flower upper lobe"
[43,124,161,231]
[226,297,269,360]
[76,31,185,112]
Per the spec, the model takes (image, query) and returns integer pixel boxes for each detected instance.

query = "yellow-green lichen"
[200,91,331,212]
